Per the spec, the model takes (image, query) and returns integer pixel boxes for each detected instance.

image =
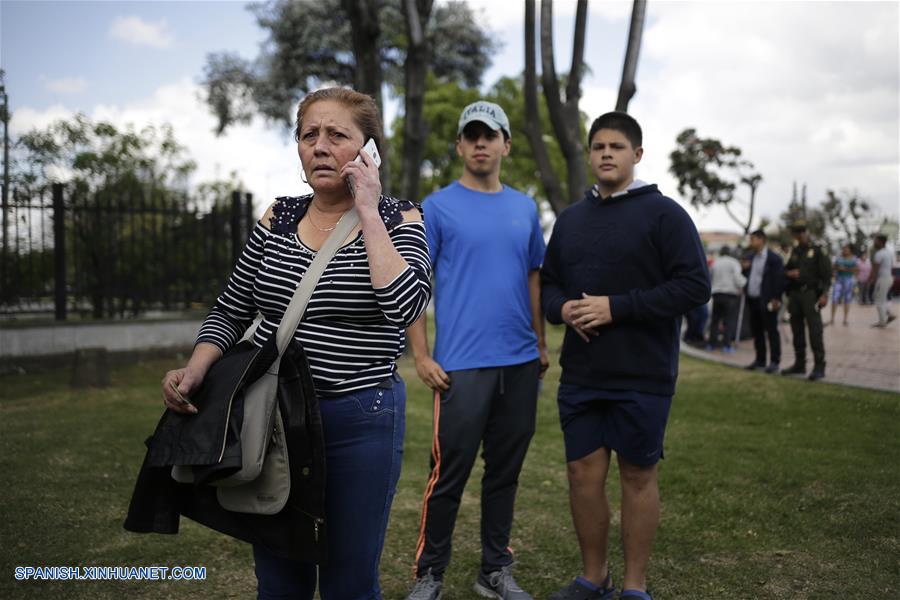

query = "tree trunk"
[401,0,434,203]
[724,176,761,236]
[342,0,391,193]
[540,0,588,205]
[746,179,758,236]
[722,201,747,236]
[523,0,565,215]
[615,0,647,112]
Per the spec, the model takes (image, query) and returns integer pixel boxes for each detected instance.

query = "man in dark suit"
[742,230,785,373]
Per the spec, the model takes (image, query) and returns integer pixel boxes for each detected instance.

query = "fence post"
[231,190,241,268]
[52,183,66,321]
[244,192,254,242]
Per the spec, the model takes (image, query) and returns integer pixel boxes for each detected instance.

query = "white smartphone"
[348,138,381,196]
[356,138,381,168]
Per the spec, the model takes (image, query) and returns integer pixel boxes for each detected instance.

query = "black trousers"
[788,289,826,368]
[709,293,740,347]
[414,359,540,577]
[747,297,781,365]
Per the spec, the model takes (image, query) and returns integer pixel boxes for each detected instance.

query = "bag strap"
[273,207,360,361]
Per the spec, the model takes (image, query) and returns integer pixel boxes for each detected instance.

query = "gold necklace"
[307,203,345,232]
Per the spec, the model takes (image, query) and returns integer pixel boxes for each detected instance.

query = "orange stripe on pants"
[413,389,442,576]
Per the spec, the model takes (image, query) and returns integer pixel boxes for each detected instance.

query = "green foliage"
[669,128,742,208]
[202,53,258,136]
[773,187,893,252]
[766,182,900,252]
[820,189,879,251]
[15,113,196,195]
[669,128,762,233]
[422,2,499,88]
[490,75,576,203]
[388,75,480,197]
[194,170,246,213]
[388,75,571,204]
[202,0,496,134]
[777,200,828,248]
[7,116,244,318]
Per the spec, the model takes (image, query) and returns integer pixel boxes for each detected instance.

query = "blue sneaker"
[548,575,616,600]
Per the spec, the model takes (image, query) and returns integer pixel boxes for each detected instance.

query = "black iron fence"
[0,183,255,320]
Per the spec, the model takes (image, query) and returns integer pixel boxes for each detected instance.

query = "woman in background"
[829,244,857,326]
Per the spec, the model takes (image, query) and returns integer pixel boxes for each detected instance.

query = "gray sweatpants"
[413,359,540,577]
[874,276,895,324]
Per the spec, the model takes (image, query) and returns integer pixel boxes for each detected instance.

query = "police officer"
[781,219,832,380]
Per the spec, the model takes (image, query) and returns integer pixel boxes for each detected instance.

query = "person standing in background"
[856,250,873,305]
[682,303,708,347]
[707,246,746,353]
[742,230,784,373]
[828,244,858,326]
[870,234,897,328]
[781,220,831,381]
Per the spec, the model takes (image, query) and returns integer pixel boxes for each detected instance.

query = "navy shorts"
[557,383,672,467]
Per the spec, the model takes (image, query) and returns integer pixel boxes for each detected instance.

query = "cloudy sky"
[2,0,897,234]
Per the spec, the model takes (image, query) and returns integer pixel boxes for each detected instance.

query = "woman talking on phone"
[160,87,432,599]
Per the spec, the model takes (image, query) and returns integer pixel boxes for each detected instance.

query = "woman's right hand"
[161,367,202,415]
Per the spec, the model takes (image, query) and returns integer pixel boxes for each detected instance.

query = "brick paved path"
[682,302,900,394]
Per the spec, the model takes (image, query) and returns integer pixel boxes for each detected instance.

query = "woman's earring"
[300,168,308,184]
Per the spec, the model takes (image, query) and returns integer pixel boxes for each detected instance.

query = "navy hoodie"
[541,183,711,396]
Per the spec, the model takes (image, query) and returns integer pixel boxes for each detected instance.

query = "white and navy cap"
[457,101,511,139]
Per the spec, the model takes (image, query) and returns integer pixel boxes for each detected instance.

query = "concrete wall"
[0,320,204,358]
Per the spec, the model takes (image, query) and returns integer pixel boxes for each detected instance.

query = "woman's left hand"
[341,148,381,214]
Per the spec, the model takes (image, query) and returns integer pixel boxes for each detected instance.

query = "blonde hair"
[293,87,383,153]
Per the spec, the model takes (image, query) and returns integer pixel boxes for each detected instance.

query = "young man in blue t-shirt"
[541,113,710,600]
[405,101,547,600]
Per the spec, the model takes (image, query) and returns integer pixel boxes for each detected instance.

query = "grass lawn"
[1,324,898,599]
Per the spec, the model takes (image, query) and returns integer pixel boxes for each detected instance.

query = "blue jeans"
[253,373,406,600]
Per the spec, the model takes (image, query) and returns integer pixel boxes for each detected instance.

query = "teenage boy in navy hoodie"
[541,112,710,600]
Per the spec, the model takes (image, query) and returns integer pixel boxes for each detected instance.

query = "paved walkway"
[681,303,900,394]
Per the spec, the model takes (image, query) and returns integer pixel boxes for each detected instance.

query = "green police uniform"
[784,238,832,371]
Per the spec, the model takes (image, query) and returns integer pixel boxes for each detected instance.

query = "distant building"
[699,230,744,256]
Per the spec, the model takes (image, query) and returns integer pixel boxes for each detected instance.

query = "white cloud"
[109,16,175,49]
[42,76,88,94]
[614,0,900,233]
[10,104,74,133]
[468,0,633,28]
[11,79,309,215]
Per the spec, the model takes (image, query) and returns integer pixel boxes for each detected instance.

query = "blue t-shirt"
[424,181,546,371]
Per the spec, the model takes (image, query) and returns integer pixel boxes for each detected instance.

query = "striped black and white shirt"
[196,194,432,397]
